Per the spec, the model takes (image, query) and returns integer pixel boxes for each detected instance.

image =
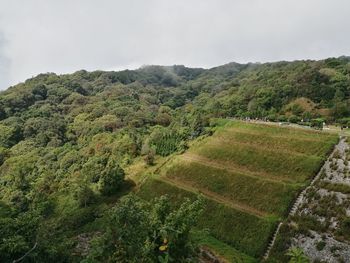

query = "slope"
[138,119,338,259]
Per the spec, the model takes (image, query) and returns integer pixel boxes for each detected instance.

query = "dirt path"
[160,176,270,218]
[180,153,297,185]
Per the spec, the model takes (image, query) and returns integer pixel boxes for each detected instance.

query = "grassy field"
[192,231,258,263]
[188,142,323,183]
[139,178,276,257]
[165,159,297,217]
[137,120,338,260]
[215,126,336,157]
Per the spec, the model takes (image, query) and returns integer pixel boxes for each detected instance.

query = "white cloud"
[0,0,349,89]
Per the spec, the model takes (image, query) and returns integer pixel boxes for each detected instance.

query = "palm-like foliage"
[286,247,309,263]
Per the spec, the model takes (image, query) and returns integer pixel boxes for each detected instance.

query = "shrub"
[149,128,183,156]
[278,115,288,122]
[289,115,301,123]
[97,159,125,195]
[316,241,326,251]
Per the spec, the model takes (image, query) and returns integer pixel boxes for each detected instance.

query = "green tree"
[0,124,16,148]
[97,158,125,195]
[86,195,153,262]
[86,195,204,262]
[73,182,96,207]
[0,104,6,120]
[0,147,7,165]
[142,142,156,165]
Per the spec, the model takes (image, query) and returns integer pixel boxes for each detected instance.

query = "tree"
[0,104,6,120]
[32,84,48,100]
[82,156,108,183]
[0,147,7,165]
[141,141,156,165]
[190,113,208,137]
[332,101,350,119]
[0,209,41,263]
[152,195,204,260]
[86,195,204,262]
[0,124,16,148]
[286,247,309,263]
[97,158,125,195]
[289,115,300,123]
[155,112,172,127]
[311,118,324,130]
[73,182,96,207]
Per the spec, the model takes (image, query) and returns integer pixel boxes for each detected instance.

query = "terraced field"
[138,120,338,260]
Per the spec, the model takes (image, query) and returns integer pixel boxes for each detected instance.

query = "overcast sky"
[0,0,350,90]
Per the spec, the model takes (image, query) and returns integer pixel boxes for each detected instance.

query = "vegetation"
[139,121,336,260]
[84,194,204,263]
[192,231,258,263]
[0,57,348,261]
[318,181,350,194]
[165,159,297,216]
[138,177,276,257]
[286,247,310,263]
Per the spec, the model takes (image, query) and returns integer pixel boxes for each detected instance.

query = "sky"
[0,0,350,90]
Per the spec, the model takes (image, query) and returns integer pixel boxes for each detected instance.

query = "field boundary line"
[181,153,298,185]
[159,176,270,218]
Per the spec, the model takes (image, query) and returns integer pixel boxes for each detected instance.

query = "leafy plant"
[286,247,310,263]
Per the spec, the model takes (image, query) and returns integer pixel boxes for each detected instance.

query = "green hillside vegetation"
[192,232,258,263]
[0,57,348,261]
[165,159,297,216]
[138,120,338,259]
[138,177,276,257]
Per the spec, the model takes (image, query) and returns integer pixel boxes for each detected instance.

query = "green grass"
[319,181,350,194]
[165,159,298,217]
[215,127,337,157]
[189,141,324,183]
[192,231,258,263]
[138,178,276,258]
[225,121,336,141]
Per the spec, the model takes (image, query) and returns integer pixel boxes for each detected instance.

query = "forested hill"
[0,56,350,262]
[1,56,350,128]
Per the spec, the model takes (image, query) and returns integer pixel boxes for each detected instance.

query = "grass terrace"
[138,120,338,260]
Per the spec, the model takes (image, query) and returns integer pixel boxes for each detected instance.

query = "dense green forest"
[1,57,350,262]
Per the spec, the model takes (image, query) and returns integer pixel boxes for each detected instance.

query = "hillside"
[270,137,350,262]
[138,120,338,260]
[0,57,349,262]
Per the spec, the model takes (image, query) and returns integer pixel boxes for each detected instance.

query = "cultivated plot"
[139,120,338,259]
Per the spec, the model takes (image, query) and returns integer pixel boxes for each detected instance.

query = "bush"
[316,241,326,251]
[141,141,156,165]
[97,159,125,195]
[311,119,324,129]
[144,148,156,165]
[289,115,301,123]
[278,115,288,122]
[73,184,96,207]
[149,128,183,156]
